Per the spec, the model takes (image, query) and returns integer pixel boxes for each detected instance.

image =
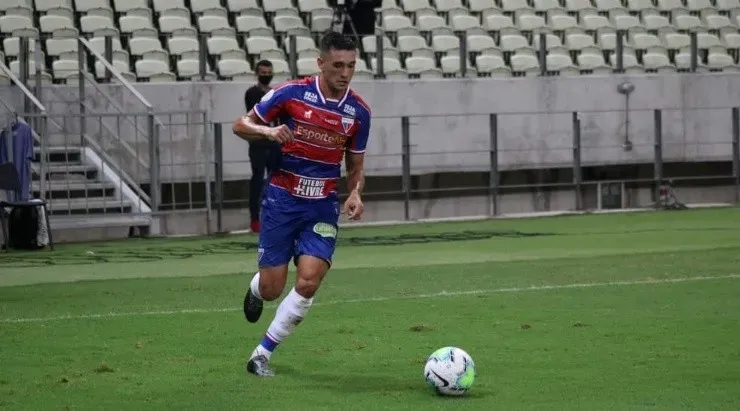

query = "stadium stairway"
[30,144,152,238]
[0,76,152,242]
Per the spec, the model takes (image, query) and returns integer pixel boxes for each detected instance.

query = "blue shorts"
[257,184,340,268]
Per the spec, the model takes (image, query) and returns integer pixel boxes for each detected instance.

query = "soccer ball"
[423,346,476,396]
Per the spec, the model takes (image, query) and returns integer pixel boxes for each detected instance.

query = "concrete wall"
[143,184,735,237]
[2,73,739,183]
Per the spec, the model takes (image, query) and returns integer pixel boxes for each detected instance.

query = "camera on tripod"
[328,0,378,38]
[329,0,357,37]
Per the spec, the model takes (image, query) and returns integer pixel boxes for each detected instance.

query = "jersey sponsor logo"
[303,91,318,103]
[295,177,326,198]
[343,104,356,116]
[304,110,312,119]
[260,89,275,102]
[341,117,354,133]
[312,222,337,238]
[294,124,347,147]
[324,117,338,126]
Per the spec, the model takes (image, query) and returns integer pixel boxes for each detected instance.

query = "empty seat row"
[2,0,740,82]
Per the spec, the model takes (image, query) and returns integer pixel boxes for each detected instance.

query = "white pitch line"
[2,274,738,324]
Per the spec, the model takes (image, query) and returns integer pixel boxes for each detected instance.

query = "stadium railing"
[210,105,740,232]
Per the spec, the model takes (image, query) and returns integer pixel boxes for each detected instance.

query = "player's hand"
[267,125,293,144]
[343,190,364,221]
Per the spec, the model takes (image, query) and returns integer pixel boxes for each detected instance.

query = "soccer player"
[231,31,371,377]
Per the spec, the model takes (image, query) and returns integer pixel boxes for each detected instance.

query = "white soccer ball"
[423,346,476,396]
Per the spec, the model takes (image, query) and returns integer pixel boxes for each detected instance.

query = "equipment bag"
[7,206,43,250]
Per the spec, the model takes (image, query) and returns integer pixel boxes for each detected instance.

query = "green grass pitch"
[1,208,740,410]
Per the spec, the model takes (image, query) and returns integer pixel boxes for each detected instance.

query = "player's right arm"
[232,85,294,143]
[233,111,292,143]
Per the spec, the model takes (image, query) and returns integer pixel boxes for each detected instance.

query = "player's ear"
[317,55,324,70]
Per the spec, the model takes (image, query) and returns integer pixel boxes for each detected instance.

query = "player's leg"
[246,201,339,377]
[248,144,268,232]
[247,255,329,376]
[243,187,299,323]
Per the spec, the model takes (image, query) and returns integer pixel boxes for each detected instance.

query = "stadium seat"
[578,51,611,72]
[440,55,476,77]
[398,35,434,58]
[3,36,36,58]
[476,54,511,76]
[483,14,518,34]
[550,14,582,34]
[35,0,74,13]
[113,0,148,13]
[119,15,153,34]
[546,53,580,75]
[246,36,282,57]
[510,53,541,75]
[431,34,460,54]
[643,51,675,72]
[466,34,498,55]
[1,0,736,83]
[533,33,564,51]
[643,15,673,34]
[39,15,75,34]
[469,0,497,13]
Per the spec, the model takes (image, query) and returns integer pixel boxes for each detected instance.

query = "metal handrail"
[77,37,151,110]
[38,87,154,206]
[66,69,151,169]
[79,131,152,205]
[0,63,46,113]
[77,37,165,128]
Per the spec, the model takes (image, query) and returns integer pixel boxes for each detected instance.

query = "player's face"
[318,48,356,94]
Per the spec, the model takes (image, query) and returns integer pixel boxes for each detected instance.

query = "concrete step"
[33,146,83,163]
[50,214,151,230]
[49,214,152,243]
[32,180,117,199]
[47,196,132,215]
[33,163,98,180]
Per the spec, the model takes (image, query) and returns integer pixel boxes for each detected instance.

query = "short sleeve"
[349,109,370,154]
[253,84,294,124]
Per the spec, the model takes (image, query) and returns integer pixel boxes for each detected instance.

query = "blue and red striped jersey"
[253,76,371,200]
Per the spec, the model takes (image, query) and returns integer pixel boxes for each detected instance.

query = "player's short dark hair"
[254,59,272,72]
[319,31,357,54]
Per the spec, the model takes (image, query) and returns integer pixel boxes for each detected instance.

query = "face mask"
[258,75,272,86]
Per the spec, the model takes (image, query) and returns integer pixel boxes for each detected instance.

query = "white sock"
[250,272,262,300]
[250,288,313,361]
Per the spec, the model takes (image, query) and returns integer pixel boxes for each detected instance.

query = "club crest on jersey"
[341,117,354,133]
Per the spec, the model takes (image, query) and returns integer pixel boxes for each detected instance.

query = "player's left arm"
[343,108,370,220]
[345,151,365,196]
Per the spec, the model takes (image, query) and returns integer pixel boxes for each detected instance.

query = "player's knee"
[259,282,284,301]
[295,260,328,298]
[295,276,321,298]
[258,267,288,301]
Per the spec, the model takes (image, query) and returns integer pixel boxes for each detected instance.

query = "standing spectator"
[243,60,282,233]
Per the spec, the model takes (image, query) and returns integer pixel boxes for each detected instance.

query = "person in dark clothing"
[347,0,381,35]
[244,60,282,233]
[327,0,381,36]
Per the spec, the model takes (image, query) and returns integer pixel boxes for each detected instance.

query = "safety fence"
[3,105,738,233]
[209,105,740,231]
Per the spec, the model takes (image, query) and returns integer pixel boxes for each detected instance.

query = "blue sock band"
[260,334,279,352]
